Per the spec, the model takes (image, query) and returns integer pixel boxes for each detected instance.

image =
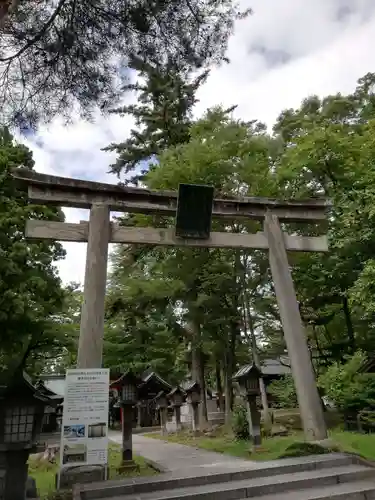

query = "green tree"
[39,282,83,374]
[0,128,66,378]
[104,56,210,184]
[271,75,375,364]
[318,352,375,414]
[268,375,298,409]
[104,72,375,430]
[108,108,278,424]
[104,252,187,384]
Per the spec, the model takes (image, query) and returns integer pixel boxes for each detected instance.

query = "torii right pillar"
[264,212,327,441]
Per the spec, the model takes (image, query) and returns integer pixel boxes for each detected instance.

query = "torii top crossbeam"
[12,168,330,222]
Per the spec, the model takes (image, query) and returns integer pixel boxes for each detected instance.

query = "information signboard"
[59,368,110,472]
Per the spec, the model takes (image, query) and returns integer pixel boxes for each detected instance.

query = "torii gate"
[14,169,330,441]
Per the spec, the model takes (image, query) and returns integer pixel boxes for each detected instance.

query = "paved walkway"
[109,432,258,474]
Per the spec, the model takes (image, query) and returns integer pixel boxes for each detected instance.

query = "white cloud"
[19,0,375,286]
[195,0,375,125]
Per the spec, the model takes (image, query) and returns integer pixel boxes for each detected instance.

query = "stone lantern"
[185,381,201,432]
[0,371,62,500]
[167,387,186,432]
[110,371,140,471]
[154,391,169,435]
[233,363,262,447]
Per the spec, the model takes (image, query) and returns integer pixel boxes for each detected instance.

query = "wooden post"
[77,204,110,368]
[175,406,182,432]
[136,403,142,429]
[118,404,138,472]
[246,395,261,446]
[121,406,133,462]
[191,403,199,432]
[160,408,168,436]
[244,298,271,428]
[264,212,327,441]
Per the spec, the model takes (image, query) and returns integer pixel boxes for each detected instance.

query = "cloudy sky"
[20,0,375,286]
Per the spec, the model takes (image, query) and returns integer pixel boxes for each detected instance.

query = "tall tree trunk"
[223,320,237,425]
[223,352,232,426]
[190,321,208,428]
[243,295,271,427]
[342,296,355,353]
[215,358,225,412]
[224,248,241,422]
[229,322,237,411]
[198,347,208,426]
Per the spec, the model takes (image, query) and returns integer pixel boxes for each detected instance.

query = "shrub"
[318,351,375,414]
[268,375,298,408]
[232,403,249,440]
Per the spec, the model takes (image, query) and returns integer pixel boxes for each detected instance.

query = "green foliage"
[41,282,82,374]
[268,376,298,409]
[104,257,188,384]
[106,107,276,405]
[232,403,249,440]
[104,71,375,423]
[1,0,250,126]
[271,73,375,365]
[350,259,375,317]
[104,57,210,183]
[318,352,375,413]
[0,128,66,378]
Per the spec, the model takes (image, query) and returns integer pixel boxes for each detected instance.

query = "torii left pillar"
[77,204,110,368]
[61,204,110,487]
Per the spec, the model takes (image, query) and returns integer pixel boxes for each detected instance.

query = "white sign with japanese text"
[59,368,110,471]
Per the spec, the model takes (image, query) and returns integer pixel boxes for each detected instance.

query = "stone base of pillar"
[118,460,139,474]
[58,464,106,489]
[249,445,266,454]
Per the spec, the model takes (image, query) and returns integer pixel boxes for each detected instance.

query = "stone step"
[249,479,375,499]
[113,465,374,500]
[84,464,375,500]
[76,454,355,499]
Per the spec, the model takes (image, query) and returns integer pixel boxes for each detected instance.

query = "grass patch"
[144,428,375,462]
[28,443,157,499]
[330,429,375,461]
[144,431,307,461]
[277,442,332,459]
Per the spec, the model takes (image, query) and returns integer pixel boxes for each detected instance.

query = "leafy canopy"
[0,128,66,378]
[0,0,250,127]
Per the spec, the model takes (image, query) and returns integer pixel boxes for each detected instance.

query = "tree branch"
[0,0,68,62]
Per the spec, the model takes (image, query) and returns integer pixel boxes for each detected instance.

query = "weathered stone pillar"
[77,204,110,368]
[264,212,327,441]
